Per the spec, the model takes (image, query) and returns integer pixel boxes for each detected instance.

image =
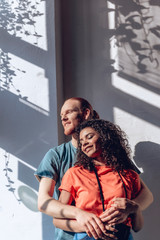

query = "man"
[35,97,153,240]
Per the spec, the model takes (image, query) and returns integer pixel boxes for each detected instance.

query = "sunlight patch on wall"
[0,147,42,240]
[107,1,115,29]
[1,53,50,115]
[107,0,119,75]
[113,107,160,173]
[112,76,160,109]
[7,0,47,50]
[113,107,160,149]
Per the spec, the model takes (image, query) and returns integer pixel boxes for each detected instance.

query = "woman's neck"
[93,158,105,166]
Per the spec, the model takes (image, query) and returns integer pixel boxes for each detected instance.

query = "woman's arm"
[53,219,117,240]
[53,218,83,232]
[53,190,84,232]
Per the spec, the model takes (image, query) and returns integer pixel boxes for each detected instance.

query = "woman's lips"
[84,146,92,153]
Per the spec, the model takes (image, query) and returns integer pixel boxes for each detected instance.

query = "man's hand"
[100,198,139,225]
[75,209,117,239]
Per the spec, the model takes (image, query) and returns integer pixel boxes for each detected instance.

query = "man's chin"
[64,129,74,136]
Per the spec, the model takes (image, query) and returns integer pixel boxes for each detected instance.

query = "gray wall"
[59,1,160,240]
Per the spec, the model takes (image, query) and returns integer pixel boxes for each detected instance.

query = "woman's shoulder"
[69,165,90,176]
[124,169,139,179]
[67,165,82,173]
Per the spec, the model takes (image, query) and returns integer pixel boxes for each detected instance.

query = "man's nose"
[61,114,68,122]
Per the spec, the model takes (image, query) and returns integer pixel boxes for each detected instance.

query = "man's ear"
[83,108,91,120]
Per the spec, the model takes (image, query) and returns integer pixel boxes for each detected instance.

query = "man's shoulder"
[46,141,68,152]
[57,141,73,149]
[46,141,76,158]
[50,141,74,153]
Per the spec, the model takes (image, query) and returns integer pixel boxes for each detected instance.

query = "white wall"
[0,0,57,239]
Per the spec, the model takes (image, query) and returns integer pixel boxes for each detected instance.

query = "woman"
[54,119,144,240]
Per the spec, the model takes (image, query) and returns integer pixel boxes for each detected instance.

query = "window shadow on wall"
[60,0,160,123]
[0,0,57,189]
[107,0,160,134]
[0,0,57,239]
[114,0,160,92]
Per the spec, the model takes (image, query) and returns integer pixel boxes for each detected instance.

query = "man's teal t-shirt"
[35,141,77,240]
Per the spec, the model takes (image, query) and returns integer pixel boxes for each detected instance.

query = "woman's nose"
[82,140,88,147]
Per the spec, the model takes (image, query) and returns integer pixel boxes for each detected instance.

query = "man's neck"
[71,134,78,148]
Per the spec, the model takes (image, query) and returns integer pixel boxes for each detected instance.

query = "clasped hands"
[76,198,139,240]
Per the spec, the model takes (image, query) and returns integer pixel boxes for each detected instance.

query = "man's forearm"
[38,195,81,219]
[133,179,153,211]
[38,178,81,219]
[131,207,144,232]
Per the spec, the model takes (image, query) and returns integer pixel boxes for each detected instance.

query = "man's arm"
[133,179,153,211]
[38,177,79,219]
[131,206,144,232]
[38,177,108,239]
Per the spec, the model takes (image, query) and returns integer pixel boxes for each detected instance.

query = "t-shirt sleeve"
[130,170,141,199]
[59,168,76,199]
[132,164,141,174]
[34,148,60,182]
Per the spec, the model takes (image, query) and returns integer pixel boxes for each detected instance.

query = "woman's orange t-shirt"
[59,165,141,227]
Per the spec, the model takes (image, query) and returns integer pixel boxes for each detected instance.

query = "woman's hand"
[100,197,139,225]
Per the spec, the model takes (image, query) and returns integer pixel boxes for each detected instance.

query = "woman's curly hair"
[75,119,136,173]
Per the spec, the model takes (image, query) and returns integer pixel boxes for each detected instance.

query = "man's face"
[60,99,84,136]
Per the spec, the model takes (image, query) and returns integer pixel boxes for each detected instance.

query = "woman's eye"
[88,134,93,139]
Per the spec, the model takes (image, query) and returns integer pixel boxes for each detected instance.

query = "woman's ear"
[83,108,91,120]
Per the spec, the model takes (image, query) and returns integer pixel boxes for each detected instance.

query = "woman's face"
[79,127,102,158]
